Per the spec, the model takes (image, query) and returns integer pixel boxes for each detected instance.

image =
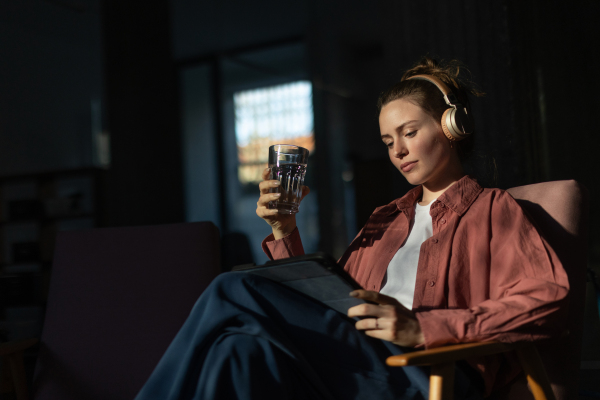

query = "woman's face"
[379,98,456,187]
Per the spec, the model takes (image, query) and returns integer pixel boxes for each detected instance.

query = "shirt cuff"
[261,227,305,260]
[415,309,473,349]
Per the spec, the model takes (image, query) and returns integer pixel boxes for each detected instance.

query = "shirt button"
[429,281,435,287]
[432,238,438,243]
[440,219,446,224]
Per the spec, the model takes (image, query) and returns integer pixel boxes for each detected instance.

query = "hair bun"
[401,56,484,103]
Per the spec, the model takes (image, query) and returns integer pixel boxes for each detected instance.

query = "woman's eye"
[405,131,417,138]
[385,142,393,148]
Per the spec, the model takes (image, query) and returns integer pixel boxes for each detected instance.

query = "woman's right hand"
[256,168,310,240]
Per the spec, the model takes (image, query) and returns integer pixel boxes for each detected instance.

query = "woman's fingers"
[256,205,279,218]
[354,317,380,331]
[353,316,397,342]
[256,193,280,218]
[347,290,425,347]
[300,185,310,200]
[257,169,280,219]
[259,168,280,195]
[363,325,396,342]
[349,290,401,307]
[259,179,280,194]
[262,167,271,181]
[347,303,390,318]
[257,192,281,207]
[353,313,424,347]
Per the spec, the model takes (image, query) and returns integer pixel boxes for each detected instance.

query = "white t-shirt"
[379,200,435,309]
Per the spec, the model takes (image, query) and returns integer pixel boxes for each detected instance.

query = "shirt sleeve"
[415,191,570,348]
[261,227,305,260]
[338,227,365,273]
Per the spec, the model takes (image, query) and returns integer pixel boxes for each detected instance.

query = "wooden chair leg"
[429,361,455,400]
[7,351,29,400]
[516,345,555,400]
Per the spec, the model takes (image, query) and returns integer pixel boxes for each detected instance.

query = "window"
[181,43,321,266]
[233,81,314,185]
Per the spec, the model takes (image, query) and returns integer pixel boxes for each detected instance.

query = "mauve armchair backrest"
[507,180,589,400]
[33,222,221,400]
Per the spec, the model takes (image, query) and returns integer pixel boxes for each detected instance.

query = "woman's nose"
[394,142,407,158]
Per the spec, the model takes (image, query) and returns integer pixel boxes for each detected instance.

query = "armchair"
[386,180,589,400]
[1,222,221,400]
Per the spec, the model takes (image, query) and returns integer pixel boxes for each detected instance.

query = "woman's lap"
[135,272,482,400]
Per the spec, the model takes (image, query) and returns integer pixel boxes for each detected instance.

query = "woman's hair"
[377,56,484,161]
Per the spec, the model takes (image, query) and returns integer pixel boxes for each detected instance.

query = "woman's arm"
[258,167,310,260]
[257,168,307,239]
[347,290,425,347]
[416,191,570,348]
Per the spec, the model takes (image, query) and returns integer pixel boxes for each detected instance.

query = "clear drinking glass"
[268,144,309,214]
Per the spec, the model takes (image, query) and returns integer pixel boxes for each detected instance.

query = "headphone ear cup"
[442,107,472,141]
[441,108,458,142]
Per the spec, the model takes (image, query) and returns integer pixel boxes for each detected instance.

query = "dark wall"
[0,1,103,176]
[307,1,520,254]
[170,0,308,61]
[100,0,309,228]
[306,0,600,260]
[4,0,596,258]
[102,1,184,226]
[506,0,600,262]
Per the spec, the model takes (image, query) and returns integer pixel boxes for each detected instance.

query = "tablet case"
[232,253,365,314]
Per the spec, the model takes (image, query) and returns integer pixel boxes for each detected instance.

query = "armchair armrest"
[387,341,555,400]
[386,341,520,367]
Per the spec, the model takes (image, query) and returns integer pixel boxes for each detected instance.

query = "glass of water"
[268,144,309,214]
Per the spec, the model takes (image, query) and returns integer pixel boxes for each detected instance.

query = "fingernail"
[271,181,280,186]
[349,291,358,297]
[273,193,281,197]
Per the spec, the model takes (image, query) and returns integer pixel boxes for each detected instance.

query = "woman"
[136,58,568,399]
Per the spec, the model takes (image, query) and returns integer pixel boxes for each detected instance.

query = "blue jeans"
[135,272,483,400]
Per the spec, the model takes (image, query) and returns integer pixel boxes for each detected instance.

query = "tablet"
[232,253,366,314]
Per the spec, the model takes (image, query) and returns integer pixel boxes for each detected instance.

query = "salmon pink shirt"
[261,175,569,393]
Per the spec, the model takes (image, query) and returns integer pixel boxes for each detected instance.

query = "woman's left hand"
[347,290,425,348]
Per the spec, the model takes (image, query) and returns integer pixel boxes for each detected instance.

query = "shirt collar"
[382,175,483,217]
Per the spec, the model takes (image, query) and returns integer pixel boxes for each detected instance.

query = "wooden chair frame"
[387,341,555,400]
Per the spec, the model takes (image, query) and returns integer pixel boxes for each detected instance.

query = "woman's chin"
[401,173,424,186]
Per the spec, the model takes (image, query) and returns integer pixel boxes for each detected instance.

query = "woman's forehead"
[379,98,430,124]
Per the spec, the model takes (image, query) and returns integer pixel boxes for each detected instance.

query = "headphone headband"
[407,74,460,106]
[406,74,472,141]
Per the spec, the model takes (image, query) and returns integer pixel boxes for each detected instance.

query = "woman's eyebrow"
[395,120,418,133]
[381,120,419,139]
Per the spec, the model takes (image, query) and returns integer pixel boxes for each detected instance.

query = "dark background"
[2,0,598,256]
[1,0,600,388]
[109,0,600,260]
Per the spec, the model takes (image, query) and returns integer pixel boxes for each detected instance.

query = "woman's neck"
[419,170,465,206]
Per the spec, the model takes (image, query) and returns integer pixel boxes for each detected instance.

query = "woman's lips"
[401,161,417,172]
